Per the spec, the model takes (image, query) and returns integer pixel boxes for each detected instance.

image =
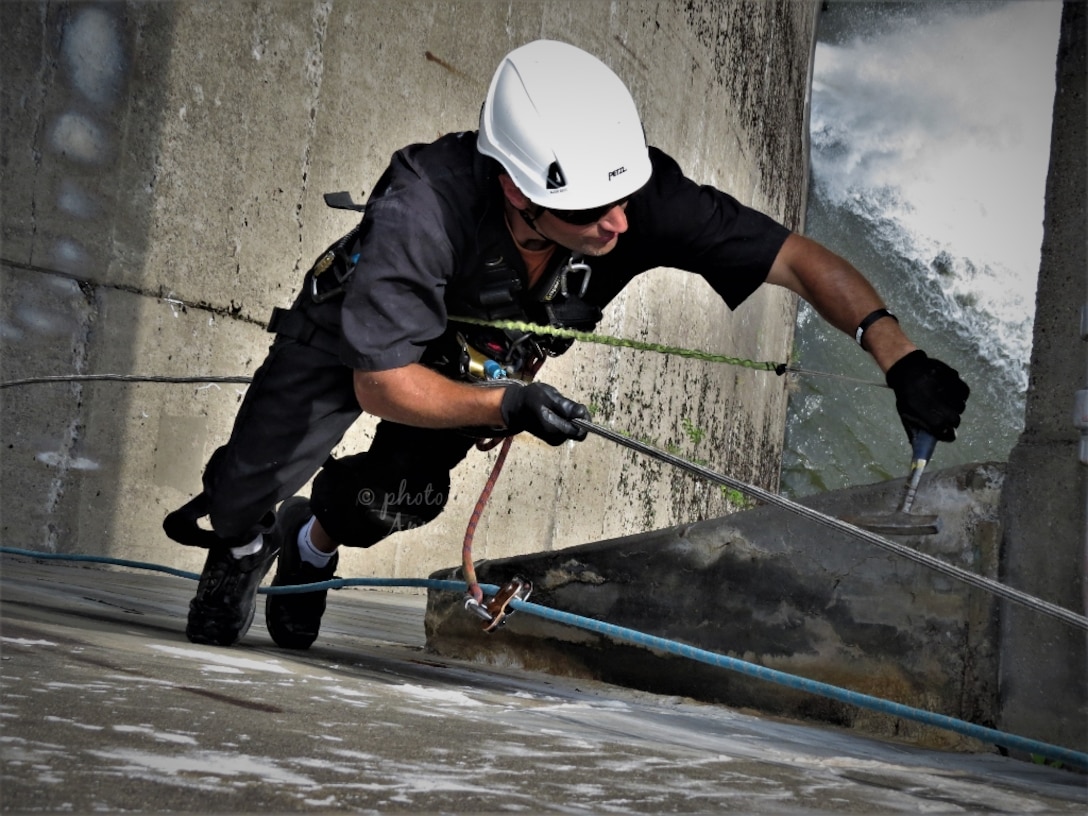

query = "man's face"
[534,203,629,257]
[498,173,629,257]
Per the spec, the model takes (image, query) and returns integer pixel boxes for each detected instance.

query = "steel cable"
[573,419,1088,631]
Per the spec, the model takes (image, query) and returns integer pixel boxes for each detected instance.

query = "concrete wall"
[998,0,1087,757]
[0,2,816,580]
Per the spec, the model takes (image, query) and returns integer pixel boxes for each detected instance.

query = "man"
[165,39,968,649]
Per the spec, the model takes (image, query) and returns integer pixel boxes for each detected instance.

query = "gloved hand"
[500,382,590,446]
[885,349,970,442]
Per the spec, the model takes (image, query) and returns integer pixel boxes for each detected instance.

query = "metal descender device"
[463,576,533,633]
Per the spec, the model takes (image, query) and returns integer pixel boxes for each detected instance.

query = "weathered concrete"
[0,1,815,580]
[428,462,1008,752]
[998,0,1087,756]
[4,553,1087,813]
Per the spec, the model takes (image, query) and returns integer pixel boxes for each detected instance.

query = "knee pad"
[311,453,451,548]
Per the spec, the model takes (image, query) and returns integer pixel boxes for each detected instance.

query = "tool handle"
[900,430,938,514]
[910,428,938,464]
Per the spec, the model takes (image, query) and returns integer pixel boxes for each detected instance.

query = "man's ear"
[498,173,532,209]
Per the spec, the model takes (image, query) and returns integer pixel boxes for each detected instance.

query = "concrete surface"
[998,0,1087,754]
[2,0,1083,765]
[3,552,1086,814]
[0,0,814,579]
[428,462,1007,749]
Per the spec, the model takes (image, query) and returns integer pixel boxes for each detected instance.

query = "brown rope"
[460,356,545,603]
[461,435,515,603]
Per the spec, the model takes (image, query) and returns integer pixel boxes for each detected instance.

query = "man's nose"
[598,204,628,234]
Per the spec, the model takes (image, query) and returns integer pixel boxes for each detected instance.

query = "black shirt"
[339,132,790,373]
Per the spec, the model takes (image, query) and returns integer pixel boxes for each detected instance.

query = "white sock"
[297,516,336,568]
[230,534,264,559]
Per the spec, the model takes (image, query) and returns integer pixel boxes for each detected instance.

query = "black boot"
[265,497,339,649]
[186,535,280,647]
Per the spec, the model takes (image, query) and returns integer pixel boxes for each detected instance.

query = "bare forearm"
[767,233,916,372]
[353,364,505,428]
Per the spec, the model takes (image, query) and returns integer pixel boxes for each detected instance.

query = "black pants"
[191,329,476,549]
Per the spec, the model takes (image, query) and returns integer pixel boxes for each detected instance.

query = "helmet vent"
[546,161,567,190]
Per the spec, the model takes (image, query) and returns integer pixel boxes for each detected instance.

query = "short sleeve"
[339,144,477,371]
[631,148,791,309]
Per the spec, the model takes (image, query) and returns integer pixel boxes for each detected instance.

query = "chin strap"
[514,206,554,247]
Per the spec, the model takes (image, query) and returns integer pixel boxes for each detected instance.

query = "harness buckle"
[309,225,364,304]
[311,257,356,304]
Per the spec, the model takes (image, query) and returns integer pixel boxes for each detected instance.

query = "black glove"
[500,382,590,446]
[885,349,970,443]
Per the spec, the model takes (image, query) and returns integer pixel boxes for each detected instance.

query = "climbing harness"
[262,191,368,358]
[534,254,601,345]
[450,330,543,382]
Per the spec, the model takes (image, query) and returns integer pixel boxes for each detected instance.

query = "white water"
[783,1,1062,496]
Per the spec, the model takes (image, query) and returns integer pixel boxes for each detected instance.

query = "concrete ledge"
[427,463,1005,750]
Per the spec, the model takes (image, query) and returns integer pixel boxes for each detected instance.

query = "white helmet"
[478,40,652,211]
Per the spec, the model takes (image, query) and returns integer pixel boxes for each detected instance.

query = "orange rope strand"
[462,435,514,602]
[461,357,542,603]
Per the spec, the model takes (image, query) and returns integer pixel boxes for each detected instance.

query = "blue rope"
[0,548,495,596]
[3,546,1084,770]
[0,548,204,582]
[509,599,1088,770]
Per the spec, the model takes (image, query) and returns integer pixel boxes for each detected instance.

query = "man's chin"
[580,237,619,257]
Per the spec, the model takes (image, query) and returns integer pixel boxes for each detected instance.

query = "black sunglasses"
[545,198,629,225]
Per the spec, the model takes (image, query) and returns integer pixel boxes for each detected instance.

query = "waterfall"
[782,0,1062,497]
